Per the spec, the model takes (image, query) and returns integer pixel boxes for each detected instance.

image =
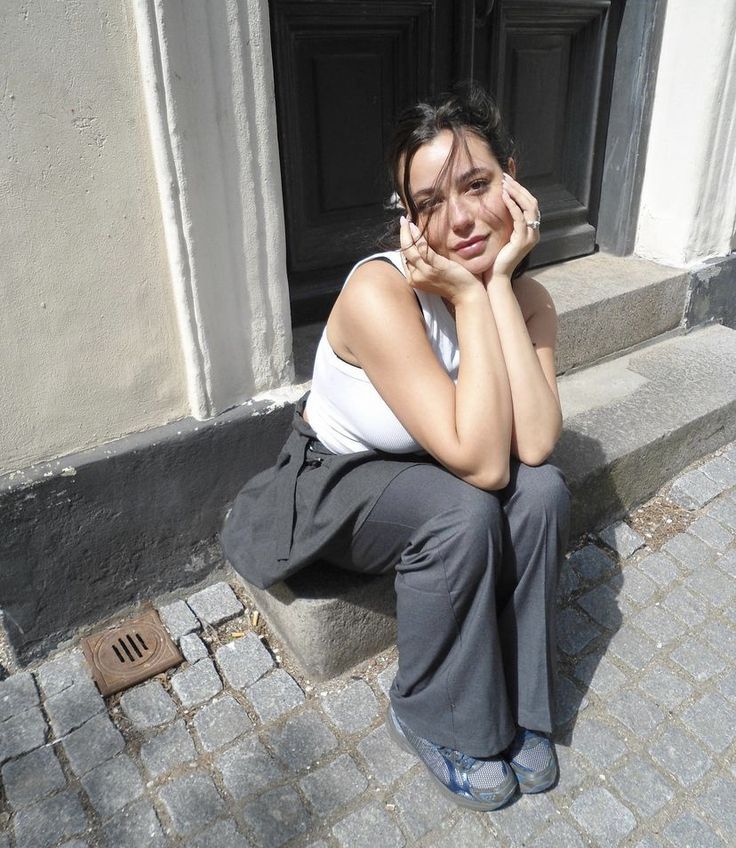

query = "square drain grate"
[81,609,183,696]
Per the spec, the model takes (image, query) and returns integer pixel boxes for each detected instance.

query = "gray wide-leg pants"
[329,459,571,758]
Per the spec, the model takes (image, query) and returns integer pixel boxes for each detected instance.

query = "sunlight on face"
[404,130,514,277]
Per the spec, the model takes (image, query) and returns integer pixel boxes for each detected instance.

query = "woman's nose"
[448,195,473,229]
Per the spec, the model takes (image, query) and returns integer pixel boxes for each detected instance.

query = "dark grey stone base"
[685,253,736,330]
[0,396,297,664]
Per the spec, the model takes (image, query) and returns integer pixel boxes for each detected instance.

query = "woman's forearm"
[486,274,562,463]
[453,288,513,488]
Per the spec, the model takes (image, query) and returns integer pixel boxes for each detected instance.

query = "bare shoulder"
[329,257,424,363]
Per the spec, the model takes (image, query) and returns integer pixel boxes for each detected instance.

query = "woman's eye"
[469,179,489,193]
[417,196,442,212]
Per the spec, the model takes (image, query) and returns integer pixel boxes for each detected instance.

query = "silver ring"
[526,219,541,230]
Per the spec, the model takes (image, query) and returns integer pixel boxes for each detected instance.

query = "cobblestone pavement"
[2,442,736,848]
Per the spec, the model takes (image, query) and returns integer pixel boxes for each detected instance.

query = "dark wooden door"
[270,0,624,324]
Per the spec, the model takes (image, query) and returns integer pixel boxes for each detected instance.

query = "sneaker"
[505,727,558,793]
[386,706,518,811]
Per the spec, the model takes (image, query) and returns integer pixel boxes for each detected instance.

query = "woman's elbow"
[465,463,510,491]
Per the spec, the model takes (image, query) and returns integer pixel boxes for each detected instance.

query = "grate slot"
[126,633,144,658]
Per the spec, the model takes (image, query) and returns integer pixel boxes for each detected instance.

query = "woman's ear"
[507,157,517,179]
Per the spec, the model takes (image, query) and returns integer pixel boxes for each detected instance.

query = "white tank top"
[305,250,460,454]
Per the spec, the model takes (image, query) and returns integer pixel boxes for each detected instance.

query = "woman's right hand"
[399,217,482,305]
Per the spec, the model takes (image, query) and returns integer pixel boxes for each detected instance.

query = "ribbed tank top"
[305,250,460,454]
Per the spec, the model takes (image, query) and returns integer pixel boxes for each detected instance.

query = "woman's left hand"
[489,173,541,279]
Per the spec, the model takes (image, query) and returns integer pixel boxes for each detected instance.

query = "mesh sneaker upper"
[506,728,554,773]
[395,710,512,797]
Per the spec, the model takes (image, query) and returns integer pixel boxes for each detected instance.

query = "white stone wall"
[0,0,188,474]
[636,0,736,265]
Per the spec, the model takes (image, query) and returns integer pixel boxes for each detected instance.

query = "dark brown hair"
[382,82,529,278]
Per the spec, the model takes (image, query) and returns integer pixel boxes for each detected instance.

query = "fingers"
[399,216,434,276]
[502,173,540,225]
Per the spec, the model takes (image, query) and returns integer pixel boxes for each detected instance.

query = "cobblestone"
[320,680,380,734]
[44,675,105,737]
[699,454,736,487]
[264,709,337,772]
[12,790,87,848]
[139,719,197,777]
[649,723,713,786]
[598,520,645,559]
[571,717,627,769]
[695,776,736,844]
[119,680,177,729]
[393,772,454,841]
[299,753,368,815]
[187,582,243,627]
[662,813,726,848]
[157,772,226,836]
[671,636,726,681]
[246,669,304,722]
[62,711,125,776]
[332,802,404,848]
[157,599,200,640]
[681,692,736,752]
[188,819,251,848]
[215,633,274,690]
[170,658,223,708]
[80,754,145,819]
[610,756,675,816]
[180,632,209,663]
[1,439,735,848]
[0,705,47,764]
[1,746,66,809]
[688,513,734,550]
[192,693,252,751]
[215,735,285,801]
[637,550,680,586]
[357,724,415,785]
[639,664,693,709]
[668,468,725,509]
[569,544,616,581]
[557,607,601,655]
[241,785,310,847]
[0,672,38,721]
[101,799,166,848]
[569,787,636,847]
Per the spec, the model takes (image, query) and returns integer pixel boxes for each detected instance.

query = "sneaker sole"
[385,706,518,812]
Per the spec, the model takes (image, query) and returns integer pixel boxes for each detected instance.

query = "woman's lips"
[454,235,488,258]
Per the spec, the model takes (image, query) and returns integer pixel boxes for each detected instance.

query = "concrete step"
[245,321,736,680]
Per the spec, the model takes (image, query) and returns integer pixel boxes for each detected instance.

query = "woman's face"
[405,129,514,279]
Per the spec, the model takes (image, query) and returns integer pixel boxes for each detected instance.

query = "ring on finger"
[525,219,541,230]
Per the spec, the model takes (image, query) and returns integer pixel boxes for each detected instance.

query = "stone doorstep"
[246,322,736,681]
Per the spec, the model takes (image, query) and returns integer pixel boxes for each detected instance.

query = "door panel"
[270,0,455,324]
[474,0,617,267]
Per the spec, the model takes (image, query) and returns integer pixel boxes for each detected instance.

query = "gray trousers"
[326,459,571,758]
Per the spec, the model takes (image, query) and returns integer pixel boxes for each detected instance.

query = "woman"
[221,85,571,811]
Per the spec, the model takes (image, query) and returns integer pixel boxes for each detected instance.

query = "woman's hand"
[489,173,541,279]
[399,216,482,305]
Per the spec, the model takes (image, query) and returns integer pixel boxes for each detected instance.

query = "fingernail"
[400,215,406,225]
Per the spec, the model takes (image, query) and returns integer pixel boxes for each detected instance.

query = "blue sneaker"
[505,727,558,793]
[386,706,518,811]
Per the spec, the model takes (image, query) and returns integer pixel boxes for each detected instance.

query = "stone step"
[244,321,736,681]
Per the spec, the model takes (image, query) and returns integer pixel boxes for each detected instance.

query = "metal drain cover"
[81,609,183,696]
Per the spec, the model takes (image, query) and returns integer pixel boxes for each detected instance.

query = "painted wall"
[636,0,736,265]
[0,0,188,475]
